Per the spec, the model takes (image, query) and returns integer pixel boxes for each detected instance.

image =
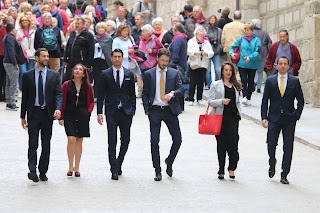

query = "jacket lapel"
[283,74,292,97]
[31,70,36,101]
[218,80,225,98]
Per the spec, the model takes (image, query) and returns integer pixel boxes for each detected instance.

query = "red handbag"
[198,106,223,135]
[230,37,243,64]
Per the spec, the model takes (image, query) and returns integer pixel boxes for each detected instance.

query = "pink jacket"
[139,35,163,70]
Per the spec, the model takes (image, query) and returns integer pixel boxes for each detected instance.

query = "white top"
[153,66,169,106]
[277,73,288,92]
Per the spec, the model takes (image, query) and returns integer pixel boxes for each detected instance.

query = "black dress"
[64,81,90,137]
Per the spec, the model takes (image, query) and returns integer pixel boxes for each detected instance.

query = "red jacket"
[266,41,301,76]
[60,80,94,119]
[0,27,6,56]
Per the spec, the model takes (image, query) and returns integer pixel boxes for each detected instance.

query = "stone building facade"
[106,0,320,107]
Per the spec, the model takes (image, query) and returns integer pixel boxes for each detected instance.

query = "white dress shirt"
[153,66,169,106]
[277,73,288,92]
[113,66,124,107]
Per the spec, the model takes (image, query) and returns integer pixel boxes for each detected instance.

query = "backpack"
[128,1,142,25]
[41,28,58,51]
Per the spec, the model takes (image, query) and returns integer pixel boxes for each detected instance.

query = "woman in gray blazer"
[208,62,242,180]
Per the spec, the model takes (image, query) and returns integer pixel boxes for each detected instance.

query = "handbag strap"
[205,105,217,115]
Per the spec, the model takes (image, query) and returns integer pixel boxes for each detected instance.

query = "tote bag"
[198,105,223,135]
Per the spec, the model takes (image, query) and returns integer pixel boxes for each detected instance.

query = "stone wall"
[105,0,319,107]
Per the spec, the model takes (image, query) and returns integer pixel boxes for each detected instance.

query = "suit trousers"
[27,107,53,174]
[267,118,296,178]
[148,106,182,173]
[215,115,240,173]
[106,108,133,173]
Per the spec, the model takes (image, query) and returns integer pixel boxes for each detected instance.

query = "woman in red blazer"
[59,64,94,177]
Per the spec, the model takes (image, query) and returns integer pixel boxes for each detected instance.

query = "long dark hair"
[71,64,90,87]
[220,62,242,91]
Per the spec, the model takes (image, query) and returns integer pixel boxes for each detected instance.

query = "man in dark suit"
[142,48,184,181]
[21,48,63,182]
[261,56,304,184]
[97,49,136,180]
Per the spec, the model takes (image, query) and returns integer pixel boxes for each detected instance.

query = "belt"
[34,106,46,110]
[152,105,170,109]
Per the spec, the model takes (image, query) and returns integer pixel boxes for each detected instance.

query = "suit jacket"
[142,67,184,116]
[261,74,304,123]
[97,67,136,116]
[208,80,242,117]
[20,68,63,121]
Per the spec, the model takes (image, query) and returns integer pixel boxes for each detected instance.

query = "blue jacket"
[229,35,261,69]
[169,34,188,71]
[3,33,17,65]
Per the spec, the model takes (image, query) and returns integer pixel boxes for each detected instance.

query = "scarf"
[172,33,188,41]
[245,36,252,41]
[96,33,106,40]
[194,16,206,24]
[23,29,30,39]
[153,28,164,36]
[196,36,209,44]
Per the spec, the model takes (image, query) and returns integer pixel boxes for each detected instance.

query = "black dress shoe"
[218,174,224,180]
[118,167,122,176]
[154,172,162,181]
[39,173,48,181]
[280,177,289,184]
[269,160,277,178]
[28,172,39,182]
[111,173,118,180]
[269,168,275,178]
[229,170,235,179]
[165,158,173,177]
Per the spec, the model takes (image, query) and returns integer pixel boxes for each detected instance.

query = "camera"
[210,38,218,46]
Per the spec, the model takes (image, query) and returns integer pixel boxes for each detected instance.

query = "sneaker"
[242,97,248,105]
[204,85,209,90]
[6,104,18,111]
[197,100,205,106]
[188,101,194,106]
[246,100,251,106]
[256,89,261,93]
[184,96,189,101]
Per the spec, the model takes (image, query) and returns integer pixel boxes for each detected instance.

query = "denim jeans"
[18,59,35,90]
[206,54,221,87]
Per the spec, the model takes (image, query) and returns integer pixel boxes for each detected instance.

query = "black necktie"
[38,71,44,106]
[116,70,120,87]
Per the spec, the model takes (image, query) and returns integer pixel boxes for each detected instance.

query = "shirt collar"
[156,65,167,72]
[278,72,288,80]
[112,66,123,73]
[35,65,47,74]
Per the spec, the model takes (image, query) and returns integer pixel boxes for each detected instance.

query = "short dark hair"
[157,48,170,58]
[277,56,289,64]
[35,48,48,57]
[279,29,289,35]
[184,5,193,12]
[5,23,14,33]
[75,17,85,24]
[173,23,184,33]
[114,0,123,6]
[112,49,124,57]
